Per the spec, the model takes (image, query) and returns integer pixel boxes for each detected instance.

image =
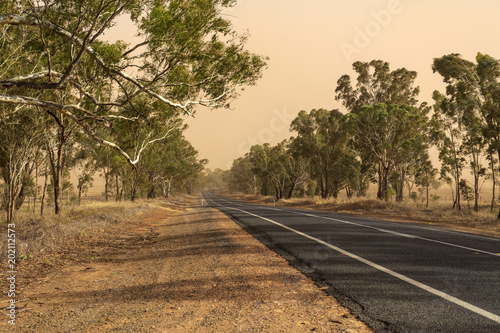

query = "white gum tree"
[0,0,267,212]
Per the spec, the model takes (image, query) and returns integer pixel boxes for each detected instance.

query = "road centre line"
[205,196,500,325]
[215,195,499,242]
[256,205,500,257]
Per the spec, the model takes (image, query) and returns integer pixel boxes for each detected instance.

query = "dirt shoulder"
[1,197,372,332]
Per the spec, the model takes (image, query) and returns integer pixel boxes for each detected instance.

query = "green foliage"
[335,59,420,113]
[346,103,427,201]
[430,194,440,203]
[290,108,350,198]
[229,157,255,194]
[0,0,266,211]
[229,60,437,203]
[432,52,500,212]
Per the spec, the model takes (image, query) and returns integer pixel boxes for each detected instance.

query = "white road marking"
[256,205,499,257]
[205,196,500,325]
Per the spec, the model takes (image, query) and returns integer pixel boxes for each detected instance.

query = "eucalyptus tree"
[0,0,267,206]
[290,109,349,198]
[486,146,498,210]
[179,156,207,196]
[430,91,466,209]
[155,132,196,198]
[390,134,431,203]
[281,140,309,199]
[229,156,255,194]
[155,132,206,197]
[72,146,96,205]
[248,143,286,200]
[244,141,307,200]
[335,152,361,199]
[110,96,183,200]
[335,60,420,113]
[462,122,486,212]
[79,135,114,201]
[335,60,424,201]
[0,106,43,222]
[248,144,273,196]
[345,103,426,201]
[269,140,308,200]
[432,53,499,212]
[413,151,439,208]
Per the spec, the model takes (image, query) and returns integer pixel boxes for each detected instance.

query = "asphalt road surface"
[203,191,500,333]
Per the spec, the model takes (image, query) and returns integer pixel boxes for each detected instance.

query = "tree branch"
[0,14,242,116]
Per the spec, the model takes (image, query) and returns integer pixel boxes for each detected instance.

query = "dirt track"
[1,199,371,332]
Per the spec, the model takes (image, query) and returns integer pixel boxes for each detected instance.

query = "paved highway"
[203,191,500,332]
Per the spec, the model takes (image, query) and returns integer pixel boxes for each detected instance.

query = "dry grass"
[0,200,155,262]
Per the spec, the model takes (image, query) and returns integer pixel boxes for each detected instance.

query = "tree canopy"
[0,0,267,166]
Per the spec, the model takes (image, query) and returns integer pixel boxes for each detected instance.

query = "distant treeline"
[229,56,500,218]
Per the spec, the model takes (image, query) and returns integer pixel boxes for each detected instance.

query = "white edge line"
[258,205,499,257]
[205,196,500,325]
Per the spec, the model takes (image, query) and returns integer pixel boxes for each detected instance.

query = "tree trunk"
[491,150,496,211]
[474,176,479,212]
[262,177,269,196]
[186,183,193,195]
[162,180,171,198]
[115,174,120,202]
[324,165,330,199]
[472,148,480,212]
[6,195,14,223]
[130,171,140,202]
[381,164,390,201]
[346,185,353,198]
[286,182,296,200]
[47,133,66,214]
[455,163,461,210]
[40,170,48,215]
[33,161,38,214]
[319,175,327,199]
[426,184,429,208]
[377,162,383,200]
[52,160,63,214]
[78,184,83,206]
[6,180,17,223]
[15,185,25,211]
[119,183,124,202]
[331,179,339,199]
[497,149,500,219]
[104,148,111,201]
[147,184,156,199]
[396,167,405,203]
[104,170,109,201]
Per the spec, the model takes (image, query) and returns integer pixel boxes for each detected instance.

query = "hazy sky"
[106,0,500,170]
[181,0,500,170]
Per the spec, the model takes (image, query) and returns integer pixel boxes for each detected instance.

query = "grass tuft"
[0,200,153,262]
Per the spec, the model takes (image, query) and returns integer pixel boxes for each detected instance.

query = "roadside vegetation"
[0,199,154,263]
[228,56,500,222]
[0,0,267,224]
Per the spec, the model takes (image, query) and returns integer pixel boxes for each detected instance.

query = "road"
[203,191,500,333]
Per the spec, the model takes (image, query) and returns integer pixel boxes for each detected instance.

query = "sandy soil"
[1,197,372,332]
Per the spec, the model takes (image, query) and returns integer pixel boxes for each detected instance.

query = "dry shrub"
[0,201,153,262]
